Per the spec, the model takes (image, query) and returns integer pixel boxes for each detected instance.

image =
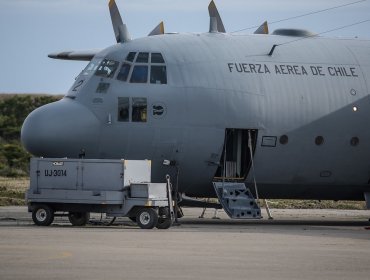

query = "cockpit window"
[126,52,136,62]
[130,65,148,83]
[117,63,131,82]
[151,53,165,63]
[81,58,102,76]
[95,59,119,78]
[117,52,167,84]
[136,52,149,63]
[150,66,167,84]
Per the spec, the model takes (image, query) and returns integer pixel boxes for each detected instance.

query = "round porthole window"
[350,137,359,147]
[315,136,324,146]
[279,135,288,145]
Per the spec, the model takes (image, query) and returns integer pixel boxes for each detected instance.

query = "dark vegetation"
[0,94,62,177]
[0,178,28,206]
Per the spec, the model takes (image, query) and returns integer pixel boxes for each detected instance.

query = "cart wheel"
[136,208,158,229]
[68,212,90,226]
[32,204,54,226]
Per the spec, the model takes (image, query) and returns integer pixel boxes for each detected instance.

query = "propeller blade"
[254,21,269,34]
[109,0,131,43]
[48,49,100,61]
[148,21,165,36]
[208,1,226,33]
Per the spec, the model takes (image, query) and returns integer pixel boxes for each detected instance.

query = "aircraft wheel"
[136,208,158,229]
[32,204,54,226]
[68,212,90,226]
[156,207,172,229]
[156,218,172,229]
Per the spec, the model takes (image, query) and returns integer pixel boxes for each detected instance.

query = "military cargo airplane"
[21,0,370,211]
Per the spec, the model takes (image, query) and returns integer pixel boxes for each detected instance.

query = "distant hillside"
[0,94,62,176]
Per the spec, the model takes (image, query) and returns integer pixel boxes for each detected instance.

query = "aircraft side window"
[136,52,149,63]
[126,52,136,62]
[96,82,110,93]
[117,63,131,82]
[151,53,165,63]
[95,59,119,78]
[118,97,130,122]
[132,98,147,122]
[150,66,167,84]
[130,66,148,83]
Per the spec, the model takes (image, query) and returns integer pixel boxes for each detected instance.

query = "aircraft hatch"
[214,129,258,181]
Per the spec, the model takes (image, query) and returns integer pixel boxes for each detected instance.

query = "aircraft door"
[214,129,258,181]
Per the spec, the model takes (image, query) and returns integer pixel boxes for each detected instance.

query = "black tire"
[158,207,170,217]
[156,218,172,229]
[32,204,54,226]
[136,208,158,229]
[68,212,90,226]
[156,207,172,229]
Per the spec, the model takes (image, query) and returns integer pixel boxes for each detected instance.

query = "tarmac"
[0,206,370,280]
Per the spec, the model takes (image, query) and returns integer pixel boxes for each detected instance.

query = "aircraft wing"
[48,49,101,61]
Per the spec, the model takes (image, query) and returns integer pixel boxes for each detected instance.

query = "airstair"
[213,182,261,219]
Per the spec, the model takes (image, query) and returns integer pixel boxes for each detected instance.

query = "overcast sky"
[0,0,369,94]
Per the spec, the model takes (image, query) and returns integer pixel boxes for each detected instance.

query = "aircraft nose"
[21,99,101,158]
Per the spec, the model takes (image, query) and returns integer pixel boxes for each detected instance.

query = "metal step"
[213,182,261,219]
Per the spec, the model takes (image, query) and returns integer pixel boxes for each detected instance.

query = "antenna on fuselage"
[268,44,278,56]
[208,1,226,33]
[109,0,131,43]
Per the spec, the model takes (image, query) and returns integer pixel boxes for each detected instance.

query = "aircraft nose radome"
[21,99,101,158]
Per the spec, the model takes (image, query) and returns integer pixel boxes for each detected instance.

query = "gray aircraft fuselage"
[21,32,370,200]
